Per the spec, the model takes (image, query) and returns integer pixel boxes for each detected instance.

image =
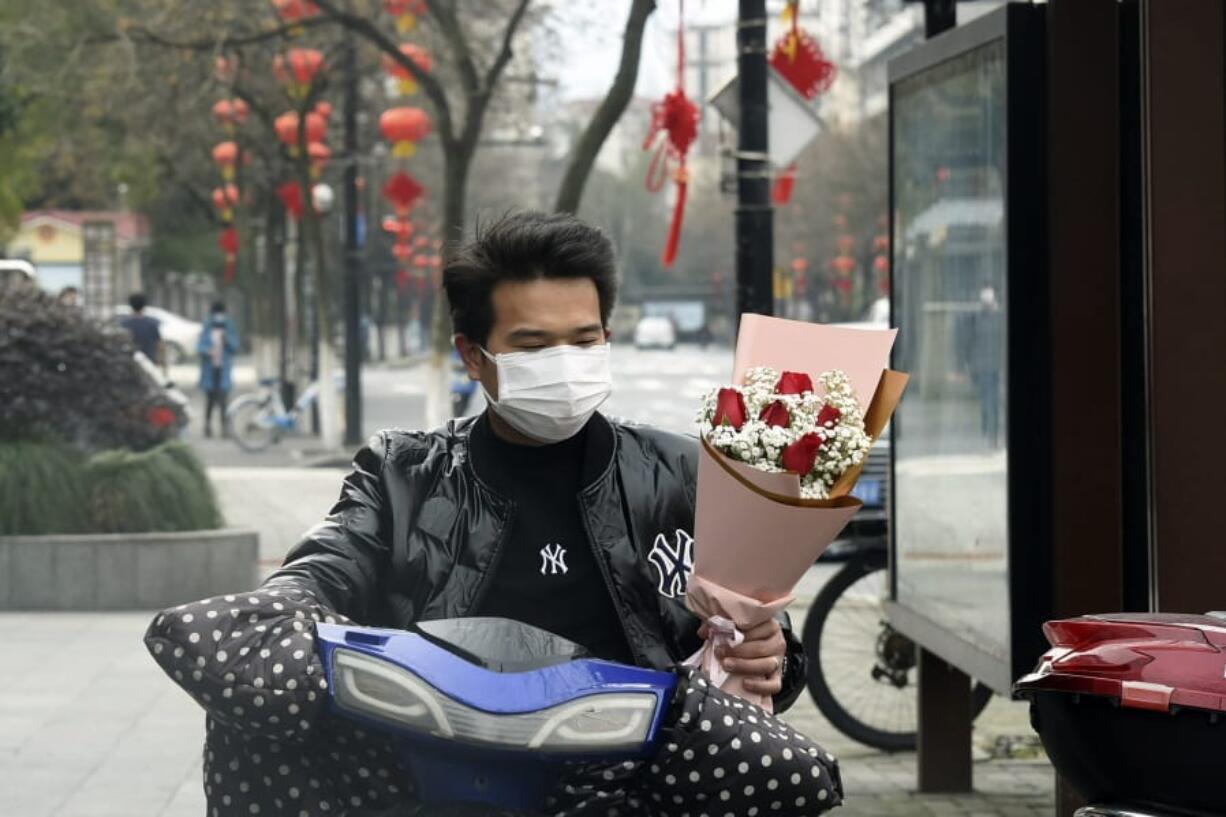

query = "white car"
[633,316,677,350]
[114,305,203,365]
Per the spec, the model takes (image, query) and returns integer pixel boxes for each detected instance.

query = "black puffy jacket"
[266,412,806,711]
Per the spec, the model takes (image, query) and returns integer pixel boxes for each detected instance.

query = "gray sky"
[551,0,741,102]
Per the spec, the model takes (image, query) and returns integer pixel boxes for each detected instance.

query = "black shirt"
[121,313,161,361]
[469,413,632,664]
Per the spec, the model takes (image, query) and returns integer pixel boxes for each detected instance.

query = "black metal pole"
[736,0,774,322]
[342,22,363,447]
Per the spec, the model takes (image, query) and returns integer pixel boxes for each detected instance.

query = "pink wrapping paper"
[685,315,908,711]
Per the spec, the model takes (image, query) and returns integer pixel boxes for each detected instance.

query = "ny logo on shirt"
[539,543,569,575]
[648,529,694,599]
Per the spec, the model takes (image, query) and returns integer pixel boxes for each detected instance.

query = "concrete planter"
[0,528,259,610]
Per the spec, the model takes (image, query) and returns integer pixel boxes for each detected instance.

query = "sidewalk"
[0,599,1052,817]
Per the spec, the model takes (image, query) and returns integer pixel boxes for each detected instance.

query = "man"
[121,292,163,366]
[146,211,843,815]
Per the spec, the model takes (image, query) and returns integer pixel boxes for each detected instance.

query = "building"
[4,210,150,315]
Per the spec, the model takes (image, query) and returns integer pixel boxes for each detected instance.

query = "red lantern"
[790,257,808,273]
[277,182,305,220]
[413,235,430,249]
[829,255,856,275]
[382,0,426,32]
[392,242,413,262]
[382,44,432,96]
[380,107,431,158]
[314,100,333,120]
[212,185,240,221]
[382,171,424,216]
[308,142,331,179]
[218,227,240,282]
[873,254,889,274]
[873,233,889,252]
[212,141,239,181]
[382,216,415,241]
[271,0,319,33]
[276,48,324,98]
[211,99,249,131]
[274,111,327,153]
[214,55,240,84]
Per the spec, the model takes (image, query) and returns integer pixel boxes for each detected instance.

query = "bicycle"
[226,377,323,453]
[802,536,994,752]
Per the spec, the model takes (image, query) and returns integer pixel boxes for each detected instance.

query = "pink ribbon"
[683,615,744,688]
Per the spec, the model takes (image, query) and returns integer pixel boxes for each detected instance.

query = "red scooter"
[1015,613,1226,817]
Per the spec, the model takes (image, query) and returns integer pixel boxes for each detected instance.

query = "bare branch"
[483,0,533,98]
[106,17,332,51]
[311,0,457,148]
[424,0,480,96]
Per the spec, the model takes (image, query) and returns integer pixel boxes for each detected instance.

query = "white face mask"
[481,344,613,443]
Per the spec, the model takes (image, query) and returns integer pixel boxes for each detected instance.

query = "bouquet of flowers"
[684,315,908,711]
[700,367,873,500]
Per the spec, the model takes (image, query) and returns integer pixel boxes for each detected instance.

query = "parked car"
[633,316,677,350]
[114,305,203,365]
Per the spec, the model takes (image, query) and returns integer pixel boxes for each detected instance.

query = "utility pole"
[736,0,774,321]
[342,20,364,447]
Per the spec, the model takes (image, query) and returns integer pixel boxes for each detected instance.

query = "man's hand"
[699,618,786,697]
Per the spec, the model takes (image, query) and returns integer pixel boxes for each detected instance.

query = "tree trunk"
[554,0,657,213]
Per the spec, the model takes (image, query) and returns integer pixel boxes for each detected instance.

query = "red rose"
[713,388,747,429]
[817,404,842,427]
[782,432,825,475]
[759,400,791,428]
[775,371,814,395]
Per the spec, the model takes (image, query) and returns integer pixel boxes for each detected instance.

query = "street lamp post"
[736,0,774,323]
[342,23,364,447]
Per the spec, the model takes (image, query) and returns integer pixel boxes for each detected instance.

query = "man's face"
[455,277,608,400]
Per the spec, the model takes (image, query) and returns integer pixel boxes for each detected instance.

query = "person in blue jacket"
[197,300,239,438]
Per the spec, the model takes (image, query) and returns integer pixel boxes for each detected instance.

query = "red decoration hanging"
[274,111,327,153]
[212,141,239,181]
[643,0,700,268]
[277,181,305,220]
[211,99,249,132]
[212,185,240,222]
[382,0,426,32]
[772,163,798,205]
[218,227,240,282]
[276,48,324,98]
[314,100,333,121]
[380,107,432,158]
[271,0,320,34]
[382,171,424,216]
[769,2,837,100]
[769,2,837,206]
[383,44,433,96]
[307,142,331,179]
[214,55,240,84]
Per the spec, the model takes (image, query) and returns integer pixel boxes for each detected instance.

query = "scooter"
[1015,613,1226,817]
[315,617,678,815]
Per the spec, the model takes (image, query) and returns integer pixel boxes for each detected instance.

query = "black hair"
[211,300,227,313]
[128,293,147,312]
[442,210,618,346]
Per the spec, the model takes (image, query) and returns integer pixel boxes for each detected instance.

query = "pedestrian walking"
[197,300,239,438]
[120,292,163,365]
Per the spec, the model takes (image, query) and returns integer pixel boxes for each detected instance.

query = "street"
[0,343,1051,817]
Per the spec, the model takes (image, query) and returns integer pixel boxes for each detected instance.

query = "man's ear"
[454,334,485,382]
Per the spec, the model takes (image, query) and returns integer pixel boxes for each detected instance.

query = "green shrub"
[0,440,92,535]
[84,441,224,534]
[0,282,179,452]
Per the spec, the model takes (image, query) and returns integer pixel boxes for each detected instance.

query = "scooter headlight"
[334,649,454,737]
[331,648,659,752]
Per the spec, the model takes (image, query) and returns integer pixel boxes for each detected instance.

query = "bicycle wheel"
[227,393,280,453]
[802,555,993,752]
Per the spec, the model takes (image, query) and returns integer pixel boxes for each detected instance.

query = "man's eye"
[576,339,599,347]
